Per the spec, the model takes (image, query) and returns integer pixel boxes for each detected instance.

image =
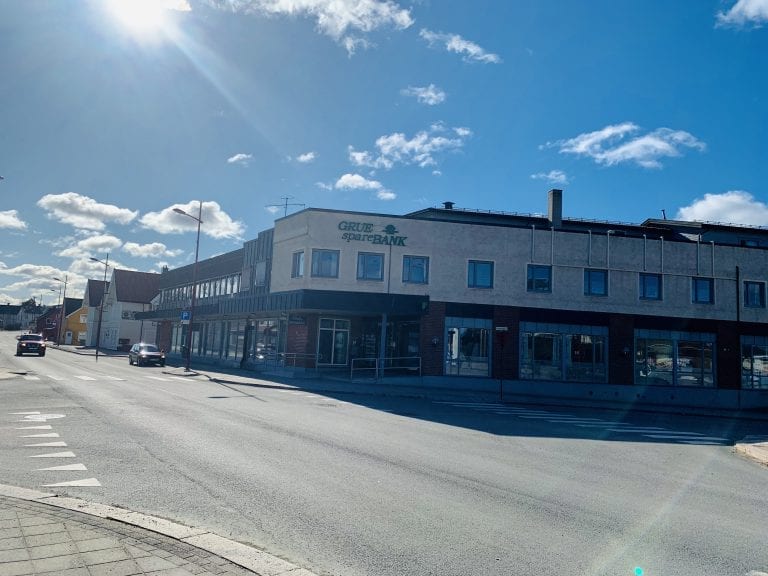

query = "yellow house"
[63,303,88,346]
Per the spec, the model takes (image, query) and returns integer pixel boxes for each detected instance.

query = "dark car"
[16,334,46,356]
[128,343,166,367]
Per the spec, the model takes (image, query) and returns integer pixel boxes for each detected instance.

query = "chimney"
[443,201,455,210]
[548,189,562,228]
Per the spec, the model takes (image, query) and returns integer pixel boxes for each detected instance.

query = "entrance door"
[445,323,491,377]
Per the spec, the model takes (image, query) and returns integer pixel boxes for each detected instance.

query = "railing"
[350,356,422,380]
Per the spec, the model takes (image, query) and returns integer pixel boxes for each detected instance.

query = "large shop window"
[445,317,492,377]
[318,318,350,365]
[519,322,608,382]
[634,330,715,387]
[741,336,768,389]
[311,249,340,278]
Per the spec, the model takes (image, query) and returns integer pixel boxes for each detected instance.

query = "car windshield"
[141,345,160,353]
[20,335,43,341]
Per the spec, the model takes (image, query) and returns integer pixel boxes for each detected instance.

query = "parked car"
[128,343,165,367]
[16,333,46,356]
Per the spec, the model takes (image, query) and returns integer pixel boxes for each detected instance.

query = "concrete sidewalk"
[0,485,316,576]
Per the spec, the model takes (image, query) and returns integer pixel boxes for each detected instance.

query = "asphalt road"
[1,332,767,576]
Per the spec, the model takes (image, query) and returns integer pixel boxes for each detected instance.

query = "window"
[291,251,304,278]
[311,249,340,278]
[403,255,429,284]
[692,277,714,304]
[584,269,608,296]
[744,281,766,308]
[357,252,384,281]
[639,273,662,300]
[253,261,267,287]
[527,265,552,293]
[468,260,494,288]
[318,318,350,365]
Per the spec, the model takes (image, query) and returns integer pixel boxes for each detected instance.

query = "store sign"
[338,221,407,246]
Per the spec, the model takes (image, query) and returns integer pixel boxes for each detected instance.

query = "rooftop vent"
[548,189,562,228]
[443,201,455,210]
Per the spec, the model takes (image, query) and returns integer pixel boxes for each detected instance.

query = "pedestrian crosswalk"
[435,401,733,446]
[21,373,186,383]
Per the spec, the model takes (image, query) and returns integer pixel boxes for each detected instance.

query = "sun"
[105,0,189,39]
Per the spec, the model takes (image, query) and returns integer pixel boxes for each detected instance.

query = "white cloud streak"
[0,210,28,230]
[37,193,138,231]
[419,29,501,64]
[717,0,768,26]
[139,201,245,239]
[296,151,316,163]
[530,170,569,185]
[401,84,446,105]
[676,191,768,226]
[123,242,184,258]
[334,173,395,200]
[349,123,472,170]
[209,0,413,54]
[548,122,705,168]
[227,153,253,165]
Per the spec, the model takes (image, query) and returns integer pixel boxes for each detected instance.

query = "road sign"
[181,310,191,324]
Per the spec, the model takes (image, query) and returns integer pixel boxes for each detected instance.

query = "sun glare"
[106,0,185,39]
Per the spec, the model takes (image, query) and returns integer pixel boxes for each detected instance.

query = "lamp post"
[89,255,110,362]
[52,275,68,345]
[173,201,203,372]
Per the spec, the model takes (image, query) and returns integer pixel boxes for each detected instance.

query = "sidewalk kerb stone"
[182,533,298,576]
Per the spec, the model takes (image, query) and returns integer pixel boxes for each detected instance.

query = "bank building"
[137,189,768,410]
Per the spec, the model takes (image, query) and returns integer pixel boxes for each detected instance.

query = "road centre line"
[75,376,96,381]
[36,463,88,471]
[20,433,60,438]
[29,451,76,458]
[25,441,67,447]
[23,375,40,380]
[15,425,52,430]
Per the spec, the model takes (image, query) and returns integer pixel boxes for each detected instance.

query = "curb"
[734,442,768,466]
[0,483,318,576]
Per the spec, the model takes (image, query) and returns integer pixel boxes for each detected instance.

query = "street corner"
[734,438,768,467]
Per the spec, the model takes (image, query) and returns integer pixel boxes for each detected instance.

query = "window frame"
[310,249,340,278]
[692,277,715,304]
[467,260,494,289]
[744,280,766,308]
[356,252,385,281]
[639,272,663,301]
[584,268,608,296]
[526,264,552,293]
[402,255,429,285]
[291,251,305,278]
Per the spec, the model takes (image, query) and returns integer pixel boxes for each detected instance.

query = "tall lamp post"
[173,201,203,372]
[89,254,110,362]
[52,275,68,345]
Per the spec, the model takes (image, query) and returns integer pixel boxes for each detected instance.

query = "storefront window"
[635,330,715,387]
[318,318,349,365]
[445,318,492,377]
[741,337,768,389]
[519,322,608,383]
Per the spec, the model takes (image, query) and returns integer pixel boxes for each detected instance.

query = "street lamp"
[52,275,68,345]
[173,201,203,372]
[89,254,110,362]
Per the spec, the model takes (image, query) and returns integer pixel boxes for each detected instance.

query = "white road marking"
[75,376,96,381]
[105,376,125,381]
[36,463,88,471]
[20,433,60,438]
[19,413,66,422]
[23,376,40,380]
[167,376,189,381]
[42,478,101,487]
[146,376,170,381]
[46,375,65,381]
[29,451,76,458]
[15,425,53,430]
[9,411,41,415]
[25,441,67,448]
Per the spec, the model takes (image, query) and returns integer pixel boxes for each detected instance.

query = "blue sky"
[1,0,768,304]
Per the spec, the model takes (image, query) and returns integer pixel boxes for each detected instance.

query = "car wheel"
[39,351,45,357]
[128,357,133,365]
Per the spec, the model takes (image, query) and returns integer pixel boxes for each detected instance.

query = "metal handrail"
[350,356,422,380]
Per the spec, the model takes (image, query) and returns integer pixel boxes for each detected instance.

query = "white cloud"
[211,0,413,54]
[676,191,768,226]
[531,170,569,185]
[227,153,253,165]
[37,193,138,231]
[56,234,123,260]
[401,84,446,105]
[419,29,501,64]
[123,242,183,258]
[717,0,768,26]
[315,181,333,191]
[139,201,245,240]
[334,173,395,200]
[549,122,705,168]
[296,151,316,163]
[0,210,28,230]
[349,123,472,170]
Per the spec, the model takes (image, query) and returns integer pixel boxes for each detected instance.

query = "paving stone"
[135,555,179,571]
[0,520,19,530]
[27,541,79,559]
[86,558,142,576]
[79,546,131,565]
[21,522,66,536]
[31,553,85,574]
[0,548,30,563]
[0,537,25,552]
[0,559,34,576]
[24,531,72,547]
[0,528,22,540]
[75,536,121,553]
